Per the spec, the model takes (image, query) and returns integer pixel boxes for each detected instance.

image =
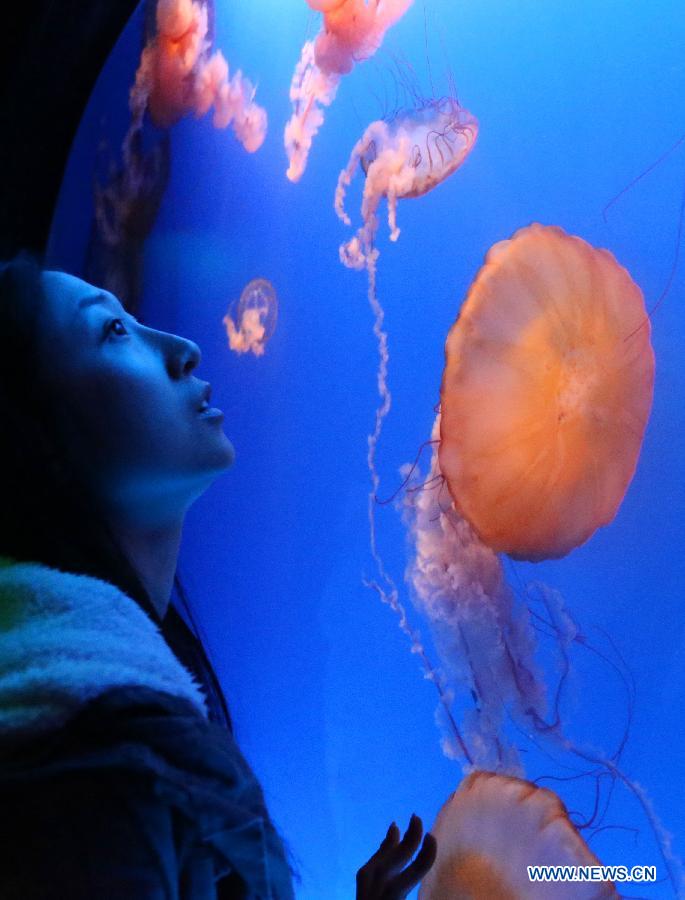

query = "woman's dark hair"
[0,252,233,726]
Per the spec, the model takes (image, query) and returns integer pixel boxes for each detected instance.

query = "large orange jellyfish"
[285,0,413,181]
[402,229,654,769]
[130,0,267,152]
[398,228,681,892]
[418,772,617,899]
[439,224,655,561]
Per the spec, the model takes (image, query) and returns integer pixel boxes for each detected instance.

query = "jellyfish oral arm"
[336,125,418,268]
[285,0,414,180]
[130,0,267,151]
[285,41,341,182]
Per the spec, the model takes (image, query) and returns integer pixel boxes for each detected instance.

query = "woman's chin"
[204,431,236,473]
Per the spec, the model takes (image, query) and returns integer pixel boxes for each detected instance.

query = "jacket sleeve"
[0,686,289,899]
[0,766,198,900]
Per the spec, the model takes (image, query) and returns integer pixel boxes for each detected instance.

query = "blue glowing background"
[48,1,684,896]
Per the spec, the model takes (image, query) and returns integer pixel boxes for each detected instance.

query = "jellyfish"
[402,229,653,770]
[403,412,683,893]
[130,0,267,152]
[332,95,477,688]
[397,228,682,892]
[222,278,278,357]
[284,0,413,181]
[418,772,617,899]
[439,224,655,562]
[335,97,478,269]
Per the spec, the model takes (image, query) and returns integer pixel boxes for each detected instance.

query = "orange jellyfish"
[130,0,267,152]
[418,772,617,899]
[335,98,478,269]
[403,228,654,766]
[285,0,413,181]
[400,229,681,891]
[223,278,278,357]
[439,224,655,562]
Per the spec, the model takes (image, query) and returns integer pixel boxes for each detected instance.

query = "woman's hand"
[356,813,437,899]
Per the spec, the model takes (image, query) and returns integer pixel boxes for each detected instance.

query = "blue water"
[49,1,684,896]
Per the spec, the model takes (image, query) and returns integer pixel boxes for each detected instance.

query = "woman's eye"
[104,317,129,338]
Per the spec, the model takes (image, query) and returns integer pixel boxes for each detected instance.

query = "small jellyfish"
[223,278,278,357]
[335,97,478,269]
[130,0,267,152]
[439,223,655,562]
[285,0,413,181]
[418,772,617,899]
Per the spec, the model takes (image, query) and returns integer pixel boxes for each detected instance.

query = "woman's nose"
[165,332,202,378]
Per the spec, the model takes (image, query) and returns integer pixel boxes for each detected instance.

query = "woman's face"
[39,270,235,526]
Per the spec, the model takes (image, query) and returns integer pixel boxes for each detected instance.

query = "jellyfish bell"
[438,223,655,562]
[418,771,617,899]
[313,0,413,74]
[306,0,347,13]
[142,0,210,129]
[368,99,478,198]
[336,97,478,270]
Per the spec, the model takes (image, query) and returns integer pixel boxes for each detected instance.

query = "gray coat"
[0,558,295,899]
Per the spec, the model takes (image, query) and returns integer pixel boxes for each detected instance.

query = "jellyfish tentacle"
[362,255,474,768]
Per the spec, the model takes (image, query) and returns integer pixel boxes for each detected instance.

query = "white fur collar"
[0,556,208,743]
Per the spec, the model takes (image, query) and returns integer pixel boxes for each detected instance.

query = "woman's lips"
[198,406,224,420]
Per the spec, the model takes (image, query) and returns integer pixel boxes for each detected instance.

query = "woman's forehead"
[41,271,117,330]
[43,270,94,302]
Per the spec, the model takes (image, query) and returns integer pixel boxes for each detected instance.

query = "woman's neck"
[113,520,183,620]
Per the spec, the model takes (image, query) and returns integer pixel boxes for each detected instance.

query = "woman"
[0,255,437,899]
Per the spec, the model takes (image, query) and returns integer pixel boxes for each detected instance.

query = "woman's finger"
[356,822,400,891]
[385,833,438,899]
[383,813,424,877]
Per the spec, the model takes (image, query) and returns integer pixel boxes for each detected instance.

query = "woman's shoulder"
[0,685,234,899]
[0,682,294,899]
[0,559,296,898]
[0,556,209,747]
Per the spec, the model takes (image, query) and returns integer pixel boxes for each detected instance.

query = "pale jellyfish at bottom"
[418,772,617,899]
[222,278,278,357]
[335,97,478,271]
[285,0,413,182]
